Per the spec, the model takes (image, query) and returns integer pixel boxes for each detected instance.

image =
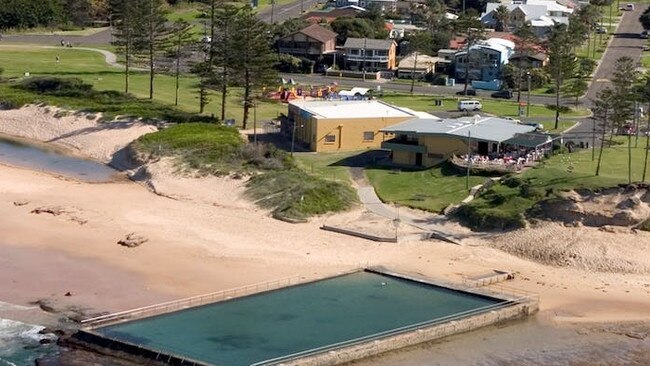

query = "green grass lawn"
[541,120,579,133]
[379,93,590,119]
[0,46,285,125]
[366,163,486,213]
[642,51,650,68]
[293,151,357,183]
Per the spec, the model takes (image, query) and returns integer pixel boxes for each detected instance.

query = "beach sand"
[0,105,649,364]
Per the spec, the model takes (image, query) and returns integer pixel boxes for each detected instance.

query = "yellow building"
[283,100,422,152]
[380,116,538,167]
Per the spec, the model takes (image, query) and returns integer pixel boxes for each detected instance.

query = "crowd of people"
[461,149,545,171]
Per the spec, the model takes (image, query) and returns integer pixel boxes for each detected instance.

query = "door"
[415,152,423,166]
[478,141,489,156]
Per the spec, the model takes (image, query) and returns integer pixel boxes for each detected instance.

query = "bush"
[430,73,448,86]
[20,77,92,97]
[501,175,523,188]
[454,204,526,231]
[519,183,545,199]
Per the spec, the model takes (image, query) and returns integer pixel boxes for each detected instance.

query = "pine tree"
[169,20,194,106]
[591,88,614,177]
[140,0,169,100]
[212,3,240,122]
[110,0,145,93]
[232,6,278,129]
[546,23,575,130]
[610,56,639,184]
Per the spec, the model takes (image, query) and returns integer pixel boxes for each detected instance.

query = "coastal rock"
[31,206,66,216]
[118,233,148,248]
[13,200,30,206]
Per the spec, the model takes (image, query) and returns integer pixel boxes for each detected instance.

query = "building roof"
[289,99,415,119]
[343,38,396,50]
[503,132,554,147]
[380,116,536,143]
[397,53,442,69]
[509,52,547,61]
[296,24,337,43]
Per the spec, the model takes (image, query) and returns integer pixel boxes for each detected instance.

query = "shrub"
[453,204,526,231]
[20,77,92,96]
[501,175,523,188]
[519,183,545,199]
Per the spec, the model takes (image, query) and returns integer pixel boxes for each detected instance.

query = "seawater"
[0,318,58,366]
[97,271,503,366]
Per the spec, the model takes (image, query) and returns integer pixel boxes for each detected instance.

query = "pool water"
[0,136,119,182]
[95,271,504,366]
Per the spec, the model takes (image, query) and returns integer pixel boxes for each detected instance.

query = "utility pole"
[271,0,275,23]
[526,72,531,117]
[300,0,304,13]
[362,38,367,81]
[409,52,418,94]
[592,116,596,161]
[253,99,258,144]
[466,130,471,190]
[290,118,296,157]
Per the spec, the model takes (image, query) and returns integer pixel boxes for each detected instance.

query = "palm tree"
[493,5,510,32]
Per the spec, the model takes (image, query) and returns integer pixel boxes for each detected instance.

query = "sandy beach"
[0,105,649,364]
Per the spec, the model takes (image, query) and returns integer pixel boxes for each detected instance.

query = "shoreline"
[0,104,648,364]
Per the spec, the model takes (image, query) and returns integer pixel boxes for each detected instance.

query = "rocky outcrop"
[530,186,650,228]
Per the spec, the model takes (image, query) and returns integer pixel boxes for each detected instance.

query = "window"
[349,49,359,55]
[375,50,388,56]
[363,131,375,141]
[324,134,336,143]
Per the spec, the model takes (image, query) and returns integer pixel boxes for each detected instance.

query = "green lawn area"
[0,46,285,125]
[293,151,356,183]
[541,120,579,133]
[366,163,486,213]
[379,93,590,119]
[642,51,650,68]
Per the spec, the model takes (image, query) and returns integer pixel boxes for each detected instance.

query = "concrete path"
[351,167,463,244]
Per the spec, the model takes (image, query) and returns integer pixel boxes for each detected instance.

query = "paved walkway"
[351,167,464,244]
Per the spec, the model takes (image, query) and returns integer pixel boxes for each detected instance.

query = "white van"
[458,100,482,111]
[621,3,634,11]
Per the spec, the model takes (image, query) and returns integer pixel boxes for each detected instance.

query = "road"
[258,0,320,23]
[564,4,648,143]
[279,72,562,106]
[0,28,112,46]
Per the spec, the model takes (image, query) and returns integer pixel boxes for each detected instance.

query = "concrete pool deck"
[73,267,539,366]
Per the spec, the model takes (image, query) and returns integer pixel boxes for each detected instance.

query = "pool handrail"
[250,292,538,366]
[80,275,304,326]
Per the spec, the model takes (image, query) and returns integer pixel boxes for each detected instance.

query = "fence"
[81,275,305,327]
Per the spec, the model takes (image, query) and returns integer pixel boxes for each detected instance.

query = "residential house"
[508,52,548,68]
[276,24,338,61]
[386,21,425,39]
[397,53,442,78]
[453,38,515,83]
[335,0,397,12]
[380,116,538,167]
[281,100,417,152]
[343,38,397,71]
[481,0,573,35]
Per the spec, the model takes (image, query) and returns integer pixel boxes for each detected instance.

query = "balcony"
[345,55,390,63]
[381,139,426,153]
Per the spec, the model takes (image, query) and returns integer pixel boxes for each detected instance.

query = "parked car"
[491,90,513,99]
[502,116,521,124]
[458,100,482,111]
[641,30,649,39]
[523,122,544,131]
[456,88,476,96]
[620,3,634,11]
[595,26,607,34]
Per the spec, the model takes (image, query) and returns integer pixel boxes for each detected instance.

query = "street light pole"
[300,0,304,13]
[526,71,531,117]
[291,118,296,157]
[466,130,471,190]
[271,0,275,23]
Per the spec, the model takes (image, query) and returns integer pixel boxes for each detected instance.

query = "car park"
[456,89,476,96]
[491,90,513,99]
